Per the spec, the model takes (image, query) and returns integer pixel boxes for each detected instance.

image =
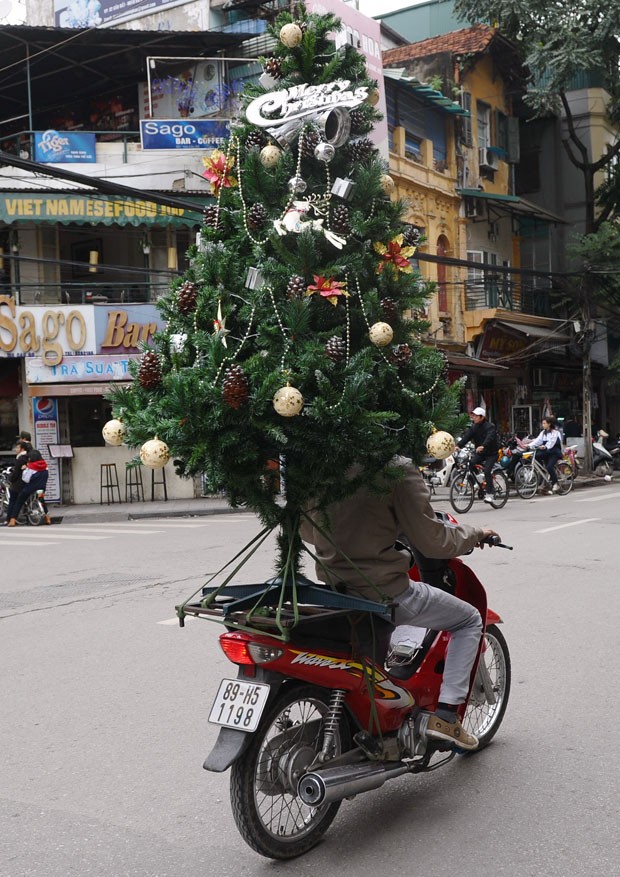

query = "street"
[2,486,620,877]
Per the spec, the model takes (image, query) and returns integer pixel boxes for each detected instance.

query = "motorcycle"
[419,451,456,494]
[596,430,620,473]
[0,466,47,526]
[592,433,614,477]
[182,515,512,860]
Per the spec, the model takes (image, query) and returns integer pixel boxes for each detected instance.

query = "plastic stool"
[150,466,168,501]
[100,463,121,504]
[125,464,144,503]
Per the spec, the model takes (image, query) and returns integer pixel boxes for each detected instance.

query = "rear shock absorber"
[320,689,347,761]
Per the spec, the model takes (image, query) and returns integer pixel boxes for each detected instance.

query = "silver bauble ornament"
[102,418,126,446]
[273,384,304,417]
[280,22,303,48]
[426,430,457,460]
[260,144,281,168]
[369,321,394,347]
[170,332,187,354]
[287,175,307,194]
[380,174,395,195]
[314,142,336,163]
[139,436,170,469]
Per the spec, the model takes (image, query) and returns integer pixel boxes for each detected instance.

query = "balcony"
[465,277,554,318]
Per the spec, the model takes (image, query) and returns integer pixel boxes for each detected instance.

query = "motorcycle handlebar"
[483,534,513,550]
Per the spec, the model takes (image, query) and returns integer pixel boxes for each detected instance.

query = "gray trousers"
[392,580,482,705]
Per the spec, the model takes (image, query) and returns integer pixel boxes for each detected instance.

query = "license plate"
[208,679,270,732]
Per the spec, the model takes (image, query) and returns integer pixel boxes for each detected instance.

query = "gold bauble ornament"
[380,174,395,195]
[369,321,394,347]
[366,87,380,107]
[102,418,126,447]
[280,22,303,48]
[273,383,304,417]
[426,429,457,460]
[260,144,281,168]
[139,436,170,469]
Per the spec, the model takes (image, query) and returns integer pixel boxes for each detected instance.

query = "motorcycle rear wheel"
[515,464,538,499]
[230,684,351,860]
[449,474,474,514]
[25,496,46,526]
[594,460,613,477]
[462,624,511,751]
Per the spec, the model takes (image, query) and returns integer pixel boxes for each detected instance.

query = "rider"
[528,416,563,493]
[300,455,499,751]
[457,407,499,503]
[5,445,49,527]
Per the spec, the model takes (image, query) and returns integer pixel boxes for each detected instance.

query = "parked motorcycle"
[183,516,512,860]
[596,430,620,472]
[419,451,456,494]
[592,433,614,477]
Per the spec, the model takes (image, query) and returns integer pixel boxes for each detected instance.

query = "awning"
[28,382,128,397]
[457,189,567,225]
[384,68,470,116]
[495,320,570,341]
[446,352,508,371]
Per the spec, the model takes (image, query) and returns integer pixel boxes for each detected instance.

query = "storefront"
[1,297,196,503]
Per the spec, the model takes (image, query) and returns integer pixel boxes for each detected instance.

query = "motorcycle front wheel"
[449,474,475,513]
[462,624,511,751]
[230,684,351,860]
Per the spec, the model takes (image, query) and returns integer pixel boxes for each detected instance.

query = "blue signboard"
[55,0,189,27]
[140,119,230,150]
[34,131,96,164]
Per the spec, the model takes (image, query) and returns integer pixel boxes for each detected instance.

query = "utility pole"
[580,285,593,475]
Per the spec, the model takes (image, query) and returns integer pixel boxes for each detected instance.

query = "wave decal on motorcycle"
[290,650,414,707]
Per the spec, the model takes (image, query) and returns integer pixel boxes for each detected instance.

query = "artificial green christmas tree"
[110,6,464,586]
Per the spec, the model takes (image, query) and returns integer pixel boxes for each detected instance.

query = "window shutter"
[507,116,520,164]
[460,91,473,147]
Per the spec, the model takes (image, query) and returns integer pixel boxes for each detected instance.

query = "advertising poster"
[34,131,96,164]
[32,397,61,503]
[54,0,191,28]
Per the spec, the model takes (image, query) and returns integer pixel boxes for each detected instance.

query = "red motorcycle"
[181,515,512,860]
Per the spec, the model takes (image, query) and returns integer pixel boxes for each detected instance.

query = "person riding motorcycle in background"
[4,442,50,527]
[457,407,499,504]
[300,456,499,751]
[528,416,563,494]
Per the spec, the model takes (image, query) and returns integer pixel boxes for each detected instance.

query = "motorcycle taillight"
[219,632,284,665]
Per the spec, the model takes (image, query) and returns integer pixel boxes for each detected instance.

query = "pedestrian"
[5,445,50,526]
[563,416,581,438]
[528,416,563,493]
[300,455,499,751]
[457,407,499,503]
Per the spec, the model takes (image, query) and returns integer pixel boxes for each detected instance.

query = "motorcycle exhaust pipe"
[298,760,410,806]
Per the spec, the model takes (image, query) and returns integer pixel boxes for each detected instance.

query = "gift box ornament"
[331,177,355,201]
[245,267,265,290]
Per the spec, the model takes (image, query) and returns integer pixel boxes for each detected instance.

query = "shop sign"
[32,397,61,503]
[0,297,96,366]
[26,354,140,384]
[0,194,200,228]
[140,119,230,150]
[477,324,528,361]
[93,305,165,354]
[54,0,189,28]
[34,130,96,163]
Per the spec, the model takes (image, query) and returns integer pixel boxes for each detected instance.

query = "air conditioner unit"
[479,147,499,171]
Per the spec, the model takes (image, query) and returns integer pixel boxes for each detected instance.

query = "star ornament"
[306,275,349,307]
[212,300,230,347]
[373,234,416,274]
[201,149,238,194]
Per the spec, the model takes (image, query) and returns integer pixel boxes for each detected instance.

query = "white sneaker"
[483,494,494,503]
[552,483,560,493]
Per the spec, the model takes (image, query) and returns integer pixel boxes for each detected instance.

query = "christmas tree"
[110,6,463,578]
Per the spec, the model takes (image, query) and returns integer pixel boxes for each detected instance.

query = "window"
[460,92,473,147]
[437,235,449,312]
[68,397,113,447]
[476,101,491,149]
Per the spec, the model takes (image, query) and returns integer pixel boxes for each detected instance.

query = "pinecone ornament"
[263,57,283,79]
[300,127,320,158]
[402,224,421,248]
[325,336,346,362]
[330,204,350,235]
[349,108,367,133]
[247,203,267,231]
[380,297,399,323]
[345,138,375,162]
[177,280,198,315]
[245,129,267,151]
[390,344,413,367]
[222,365,249,409]
[203,204,222,230]
[286,274,306,299]
[138,351,162,389]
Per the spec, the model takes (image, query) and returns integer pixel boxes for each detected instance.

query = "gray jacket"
[300,456,484,601]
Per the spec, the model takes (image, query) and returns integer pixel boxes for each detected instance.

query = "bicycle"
[0,467,48,526]
[514,447,575,498]
[449,447,509,513]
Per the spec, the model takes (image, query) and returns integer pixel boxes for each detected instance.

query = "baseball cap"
[472,407,486,416]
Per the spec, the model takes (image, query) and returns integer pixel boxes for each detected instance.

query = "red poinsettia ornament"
[202,149,238,194]
[373,234,415,275]
[306,275,349,306]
